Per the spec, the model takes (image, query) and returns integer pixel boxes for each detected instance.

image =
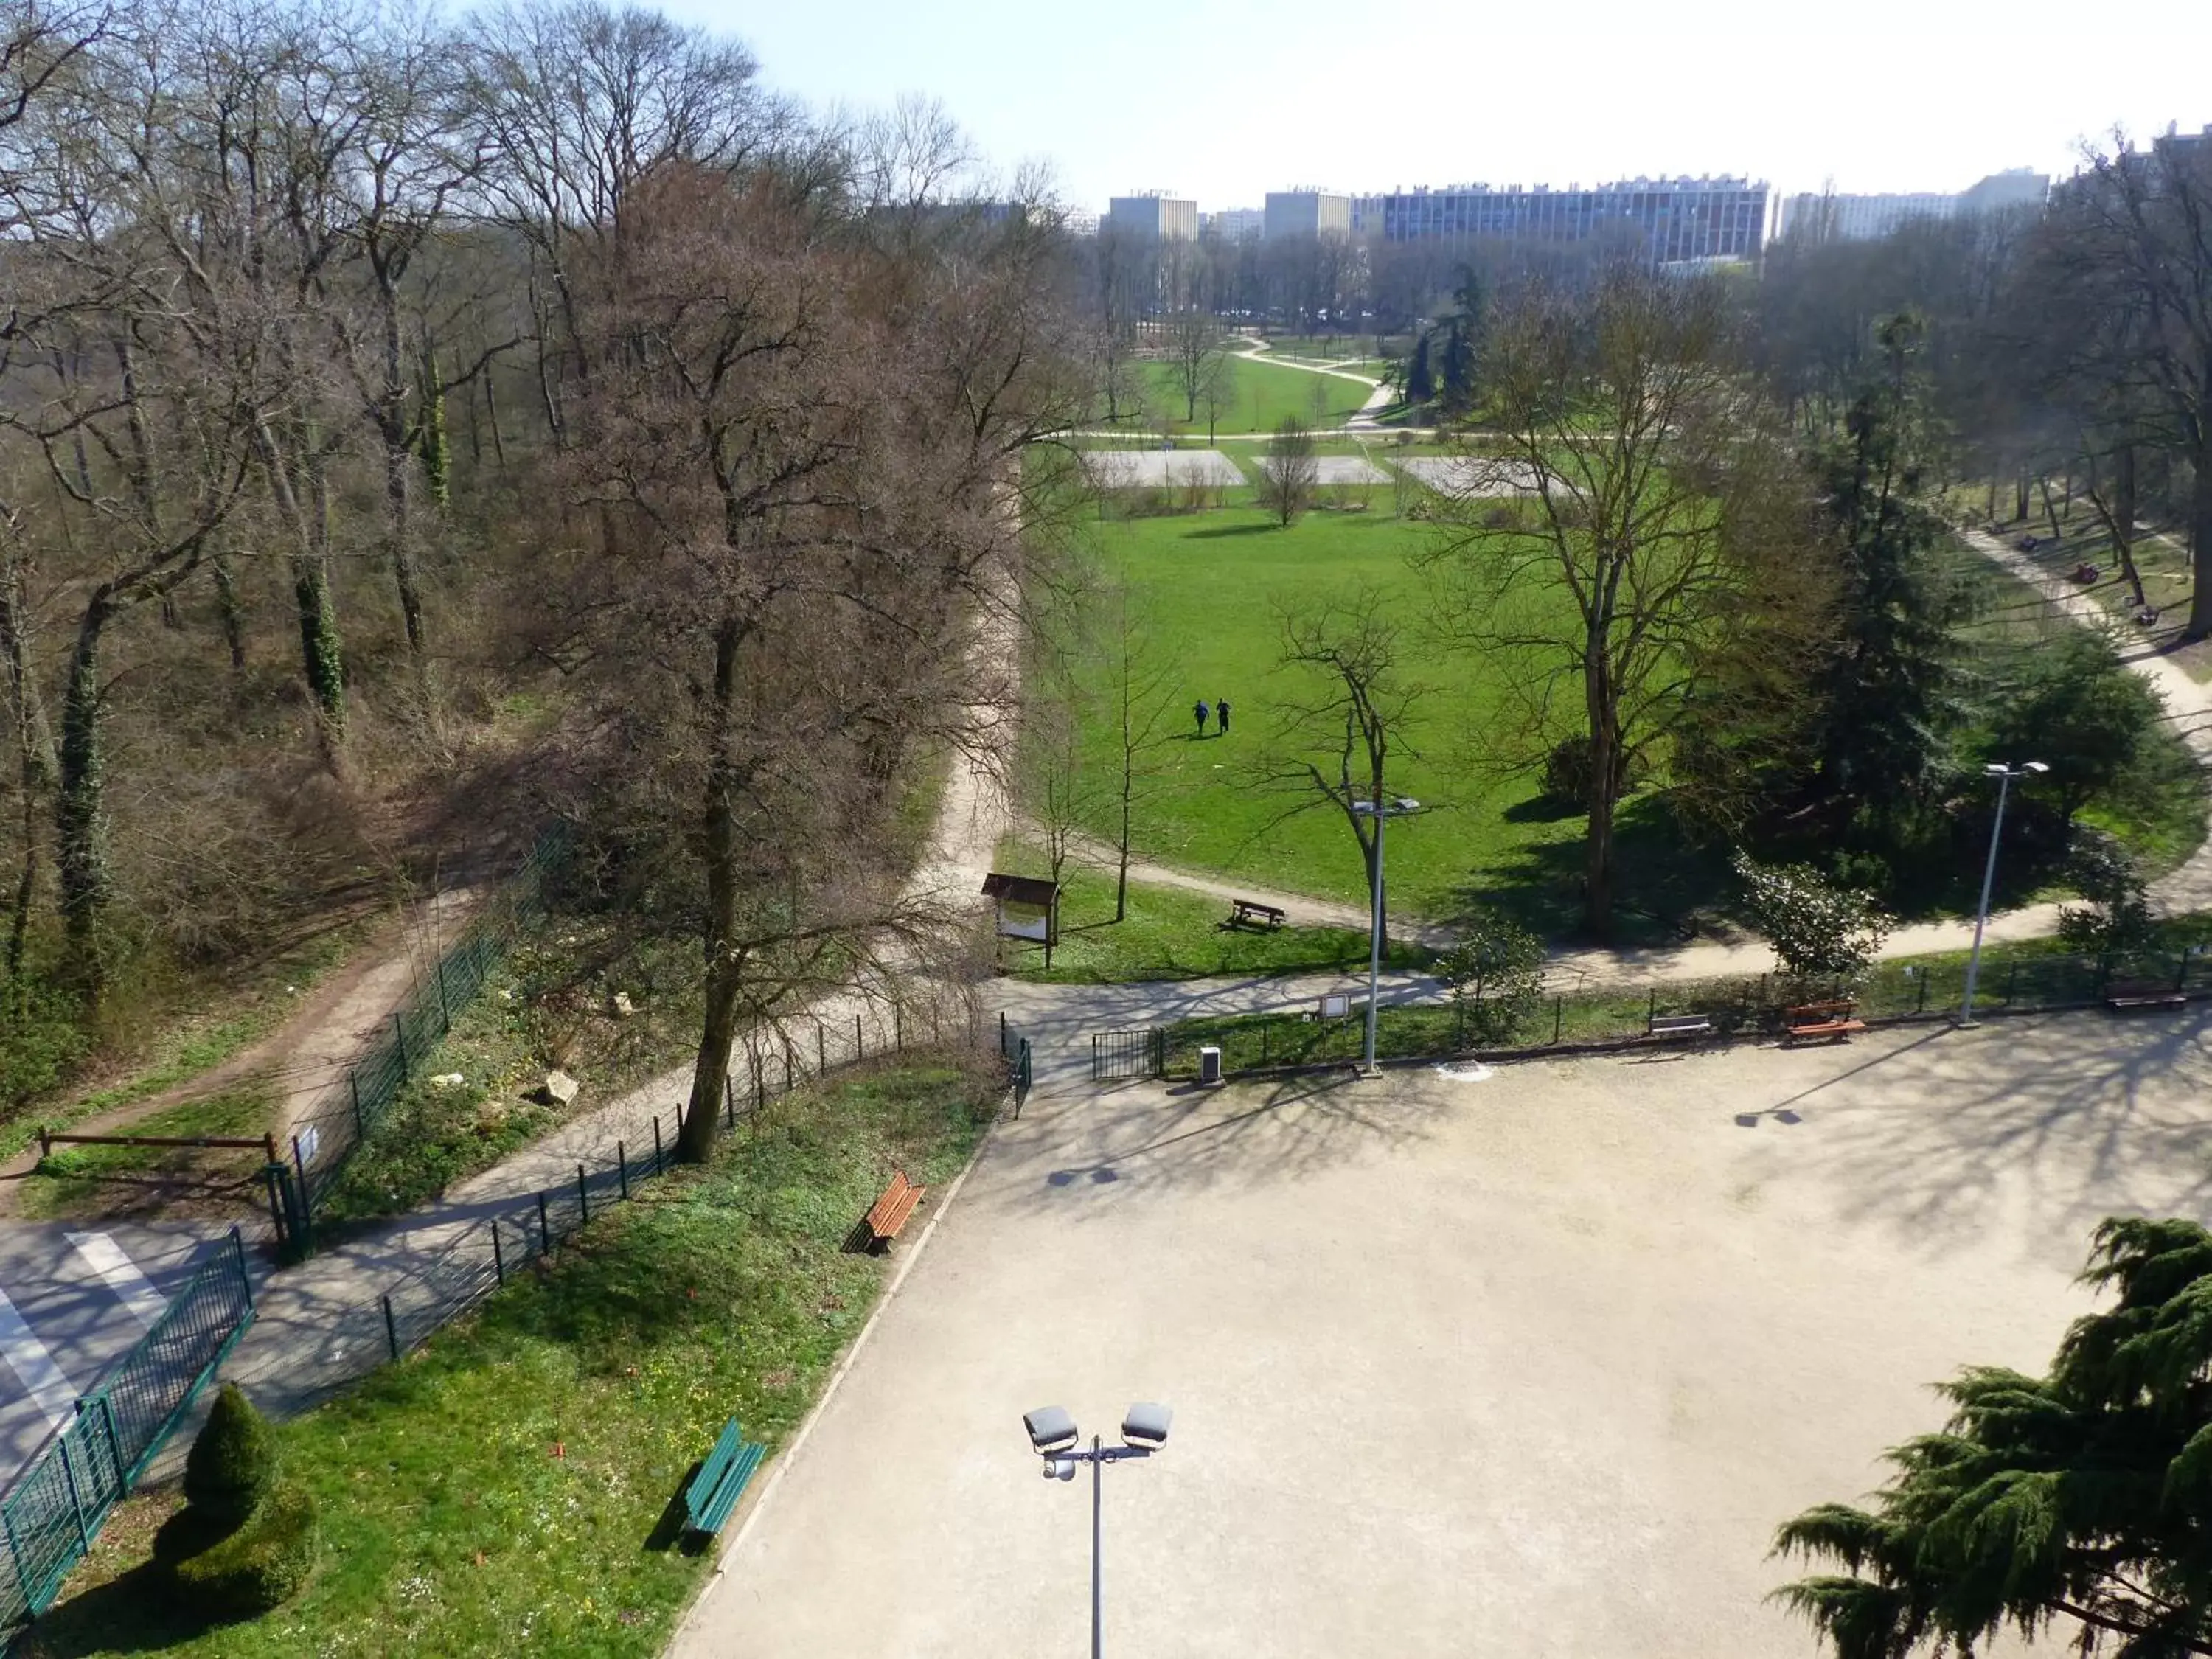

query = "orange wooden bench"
[1784,1000,1865,1042]
[863,1170,926,1249]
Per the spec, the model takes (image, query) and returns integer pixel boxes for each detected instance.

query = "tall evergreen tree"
[1439,268,1485,414]
[1775,1216,2212,1659]
[1405,330,1435,404]
[1804,313,1968,825]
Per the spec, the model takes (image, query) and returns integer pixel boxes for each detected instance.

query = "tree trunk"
[1,556,52,985]
[384,440,425,654]
[54,601,111,993]
[2110,445,2146,608]
[255,425,347,756]
[2189,376,2212,642]
[212,552,248,673]
[2039,476,2064,541]
[2014,473,2031,522]
[484,371,507,467]
[1582,656,1621,939]
[681,609,746,1163]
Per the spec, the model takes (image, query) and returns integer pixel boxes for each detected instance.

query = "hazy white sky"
[653,0,2211,212]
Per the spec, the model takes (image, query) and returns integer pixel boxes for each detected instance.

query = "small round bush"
[183,1385,274,1526]
[169,1480,319,1620]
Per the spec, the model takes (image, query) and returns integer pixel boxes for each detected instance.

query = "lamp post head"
[1983,763,2009,777]
[1394,796,1421,813]
[1024,1406,1079,1455]
[1121,1402,1173,1450]
[2023,761,2050,775]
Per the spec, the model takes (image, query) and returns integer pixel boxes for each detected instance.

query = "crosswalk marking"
[66,1233,170,1332]
[0,1288,78,1432]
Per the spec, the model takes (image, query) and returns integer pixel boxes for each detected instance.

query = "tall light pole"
[1351,797,1419,1077]
[1023,1402,1172,1658]
[1959,760,2048,1027]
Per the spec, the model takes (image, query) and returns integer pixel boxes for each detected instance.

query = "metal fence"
[1,1228,256,1643]
[1160,943,2212,1077]
[291,990,998,1399]
[264,826,572,1257]
[1091,1029,1165,1082]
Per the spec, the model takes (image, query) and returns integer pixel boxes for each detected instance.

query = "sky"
[653,0,2212,213]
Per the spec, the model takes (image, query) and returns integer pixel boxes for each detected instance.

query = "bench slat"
[692,1438,767,1534]
[864,1171,926,1242]
[684,1417,745,1514]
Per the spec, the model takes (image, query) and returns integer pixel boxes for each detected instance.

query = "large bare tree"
[1426,271,1829,937]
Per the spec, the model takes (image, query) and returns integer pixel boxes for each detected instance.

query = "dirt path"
[0,888,483,1211]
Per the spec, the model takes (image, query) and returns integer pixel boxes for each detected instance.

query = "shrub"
[167,1480,319,1620]
[1733,851,1891,986]
[1540,735,1649,809]
[1438,908,1545,1046]
[182,1385,274,1526]
[2057,830,2154,962]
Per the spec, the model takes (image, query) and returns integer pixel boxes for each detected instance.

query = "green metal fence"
[268,826,572,1256]
[1161,944,2212,1077]
[1,1228,256,1644]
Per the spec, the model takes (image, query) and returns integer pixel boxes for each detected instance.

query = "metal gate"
[1091,1029,1165,1082]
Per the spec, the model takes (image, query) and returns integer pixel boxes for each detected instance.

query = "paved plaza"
[1258,453,1391,484]
[1081,449,1248,489]
[1399,454,1541,495]
[676,1008,2211,1658]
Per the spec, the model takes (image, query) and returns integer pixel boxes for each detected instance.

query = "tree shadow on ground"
[1439,796,1736,948]
[1739,1007,2212,1267]
[13,1559,222,1657]
[992,1067,1460,1216]
[1185,523,1281,540]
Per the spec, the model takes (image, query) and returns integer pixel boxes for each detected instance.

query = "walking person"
[1216,697,1231,736]
[1193,698,1211,737]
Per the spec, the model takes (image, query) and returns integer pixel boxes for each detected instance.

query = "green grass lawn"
[1064,504,1633,936]
[1129,355,1374,437]
[24,1059,1001,1659]
[990,857,1431,984]
[19,1085,277,1220]
[1059,506,2204,941]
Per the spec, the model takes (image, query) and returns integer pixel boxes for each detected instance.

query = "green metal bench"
[684,1418,768,1536]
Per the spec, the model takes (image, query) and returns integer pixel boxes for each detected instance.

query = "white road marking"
[0,1288,79,1430]
[66,1232,170,1332]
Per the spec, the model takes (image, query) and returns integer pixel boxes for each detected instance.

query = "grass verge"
[18,1086,279,1220]
[22,1056,1001,1659]
[995,861,1430,984]
[313,911,705,1228]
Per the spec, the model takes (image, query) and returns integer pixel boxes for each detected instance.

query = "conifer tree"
[1775,1217,2212,1658]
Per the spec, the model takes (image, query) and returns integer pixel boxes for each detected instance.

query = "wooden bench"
[863,1169,926,1249]
[1647,1012,1714,1041]
[2106,981,2187,1012]
[1784,1000,1865,1042]
[1224,897,1287,932]
[684,1418,767,1536]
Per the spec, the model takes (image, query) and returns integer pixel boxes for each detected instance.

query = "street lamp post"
[1959,760,2048,1026]
[1023,1402,1172,1659]
[1351,797,1420,1077]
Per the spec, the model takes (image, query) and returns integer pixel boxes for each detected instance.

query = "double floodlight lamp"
[1351,796,1422,816]
[1985,761,2050,779]
[1023,1402,1173,1478]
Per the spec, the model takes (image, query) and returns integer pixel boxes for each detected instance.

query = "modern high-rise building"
[1773,169,2050,243]
[1105,193,1197,242]
[1371,177,1769,265]
[1263,191,1352,240]
[1204,206,1266,242]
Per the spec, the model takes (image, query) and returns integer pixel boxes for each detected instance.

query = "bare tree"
[2048,130,2212,636]
[1200,352,1237,445]
[1165,299,1225,423]
[1426,271,1830,937]
[1258,415,1318,526]
[552,157,1083,1162]
[1263,588,1425,944]
[1097,582,1176,922]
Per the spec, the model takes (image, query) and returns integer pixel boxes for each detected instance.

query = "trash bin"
[1198,1045,1223,1086]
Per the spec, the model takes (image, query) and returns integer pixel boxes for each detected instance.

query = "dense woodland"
[0,0,1087,1135]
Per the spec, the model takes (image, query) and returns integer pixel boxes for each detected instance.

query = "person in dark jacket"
[1193,698,1210,737]
[1216,698,1231,735]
